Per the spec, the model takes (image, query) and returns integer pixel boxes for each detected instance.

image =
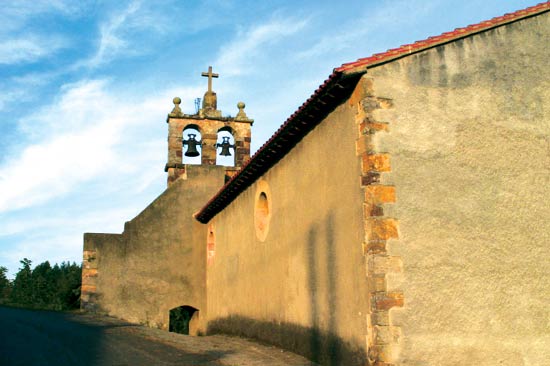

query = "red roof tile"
[336,1,550,73]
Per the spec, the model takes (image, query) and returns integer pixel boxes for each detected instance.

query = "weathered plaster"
[206,96,368,365]
[83,165,226,333]
[367,13,550,366]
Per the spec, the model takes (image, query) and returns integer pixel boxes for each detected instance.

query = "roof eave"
[194,69,366,223]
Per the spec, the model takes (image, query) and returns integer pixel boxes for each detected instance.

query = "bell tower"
[165,66,254,187]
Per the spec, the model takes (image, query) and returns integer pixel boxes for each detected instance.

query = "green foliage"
[0,266,11,301]
[10,258,33,305]
[2,259,81,311]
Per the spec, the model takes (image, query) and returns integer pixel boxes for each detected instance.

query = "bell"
[216,136,235,156]
[183,134,202,157]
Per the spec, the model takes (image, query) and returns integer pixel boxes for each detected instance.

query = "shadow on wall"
[208,212,367,366]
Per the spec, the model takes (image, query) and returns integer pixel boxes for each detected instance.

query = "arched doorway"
[169,305,199,335]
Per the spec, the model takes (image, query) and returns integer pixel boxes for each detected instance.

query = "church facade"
[82,4,550,365]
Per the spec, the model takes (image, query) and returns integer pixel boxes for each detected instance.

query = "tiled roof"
[337,1,550,73]
[194,2,550,224]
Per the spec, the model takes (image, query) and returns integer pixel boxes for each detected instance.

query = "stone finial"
[235,101,249,121]
[202,91,217,112]
[169,97,184,117]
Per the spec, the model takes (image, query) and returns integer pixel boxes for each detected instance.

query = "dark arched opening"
[169,305,198,335]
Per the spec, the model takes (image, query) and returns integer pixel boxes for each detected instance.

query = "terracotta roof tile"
[336,1,549,73]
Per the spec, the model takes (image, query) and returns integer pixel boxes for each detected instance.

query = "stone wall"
[82,165,226,333]
[166,114,252,186]
[365,13,550,366]
[205,93,369,365]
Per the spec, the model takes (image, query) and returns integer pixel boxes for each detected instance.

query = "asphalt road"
[0,306,317,366]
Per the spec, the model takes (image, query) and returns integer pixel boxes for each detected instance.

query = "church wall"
[206,95,369,364]
[83,165,226,332]
[366,13,550,365]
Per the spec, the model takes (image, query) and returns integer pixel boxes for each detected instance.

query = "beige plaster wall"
[367,14,550,365]
[206,98,368,365]
[83,165,226,332]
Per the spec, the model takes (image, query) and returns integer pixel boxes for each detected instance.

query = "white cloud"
[0,78,204,213]
[0,78,202,276]
[84,0,169,68]
[216,16,310,76]
[0,123,117,212]
[0,80,125,212]
[0,1,84,32]
[1,233,87,276]
[86,2,140,67]
[0,36,68,65]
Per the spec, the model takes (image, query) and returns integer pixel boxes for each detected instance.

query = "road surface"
[0,306,317,366]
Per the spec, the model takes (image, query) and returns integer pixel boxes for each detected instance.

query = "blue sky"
[0,0,539,277]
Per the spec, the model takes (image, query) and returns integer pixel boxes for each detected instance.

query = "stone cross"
[201,66,219,93]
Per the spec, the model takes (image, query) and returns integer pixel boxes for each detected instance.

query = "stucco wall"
[367,13,550,365]
[206,98,368,365]
[83,165,225,332]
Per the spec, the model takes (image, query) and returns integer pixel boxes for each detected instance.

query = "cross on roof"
[201,66,219,93]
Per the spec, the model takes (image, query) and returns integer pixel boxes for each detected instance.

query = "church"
[81,3,549,365]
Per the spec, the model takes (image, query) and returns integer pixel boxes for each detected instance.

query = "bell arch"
[215,126,235,166]
[182,124,202,165]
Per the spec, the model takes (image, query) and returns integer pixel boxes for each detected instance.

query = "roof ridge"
[336,1,550,73]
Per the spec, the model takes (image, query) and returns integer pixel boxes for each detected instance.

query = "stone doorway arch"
[169,305,199,335]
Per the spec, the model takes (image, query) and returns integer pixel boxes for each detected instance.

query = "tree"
[0,266,11,301]
[4,258,81,310]
[10,258,33,305]
[31,261,53,307]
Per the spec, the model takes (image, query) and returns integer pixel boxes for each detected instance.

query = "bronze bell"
[183,134,202,157]
[216,136,235,156]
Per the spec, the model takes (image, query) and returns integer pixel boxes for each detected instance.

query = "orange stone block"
[374,291,404,310]
[81,284,97,293]
[366,218,399,240]
[365,185,396,204]
[368,121,390,132]
[83,250,96,260]
[83,268,98,277]
[362,153,391,173]
[81,276,96,286]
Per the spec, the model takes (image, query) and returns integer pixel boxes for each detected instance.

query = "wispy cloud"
[84,1,169,69]
[86,2,142,68]
[0,77,191,276]
[0,78,203,213]
[0,35,69,65]
[0,80,123,212]
[216,16,310,76]
[0,1,83,32]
